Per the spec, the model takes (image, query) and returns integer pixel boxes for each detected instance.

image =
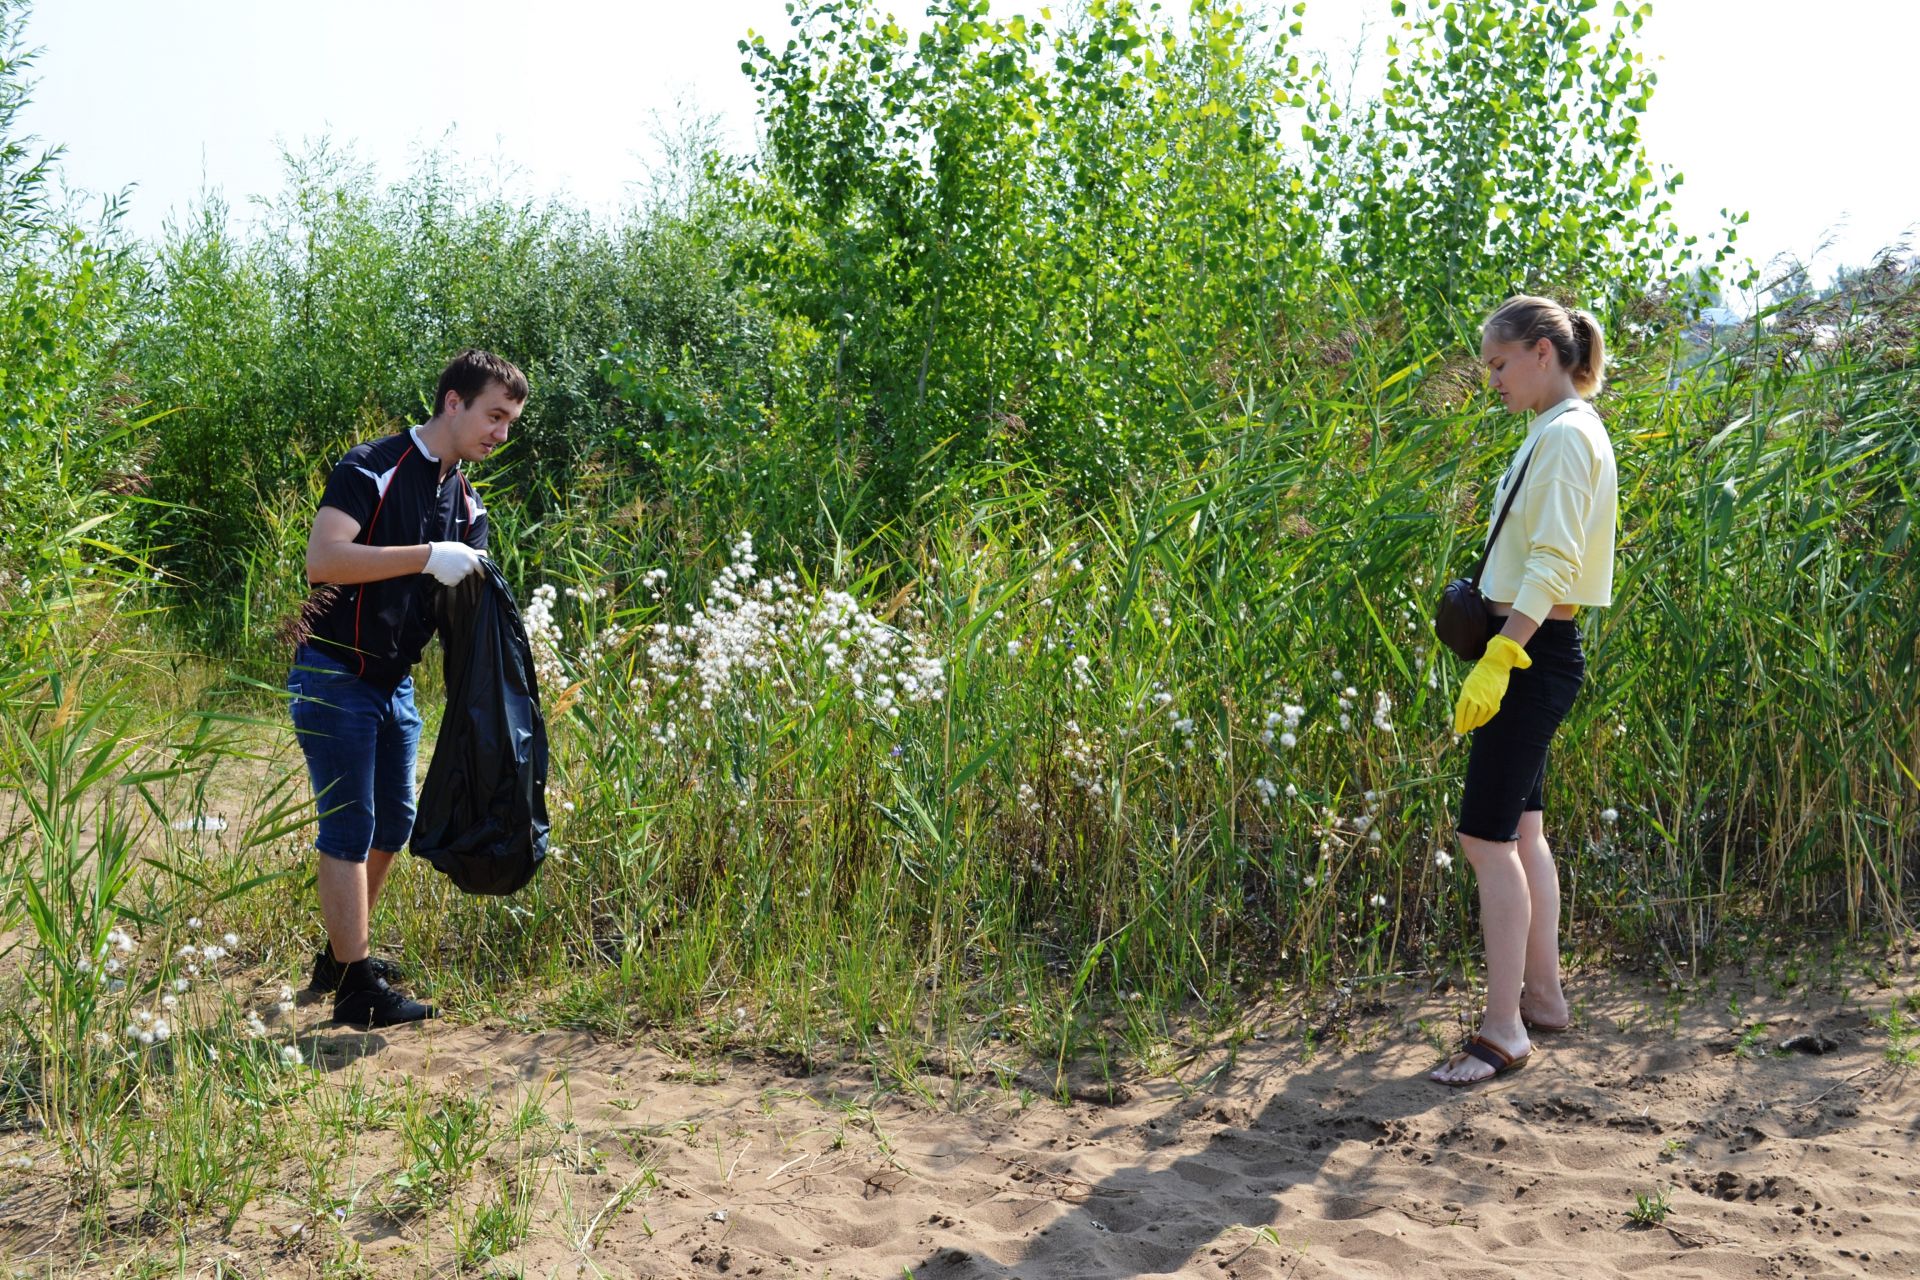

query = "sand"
[57,957,1901,1280]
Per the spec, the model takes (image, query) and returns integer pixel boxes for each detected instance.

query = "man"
[289,349,527,1027]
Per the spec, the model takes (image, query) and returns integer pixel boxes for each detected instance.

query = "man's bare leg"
[318,848,396,964]
[365,847,396,918]
[316,854,371,965]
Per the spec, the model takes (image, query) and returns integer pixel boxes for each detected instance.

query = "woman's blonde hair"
[1483,295,1606,398]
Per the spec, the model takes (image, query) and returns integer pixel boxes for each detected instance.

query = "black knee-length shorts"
[1456,619,1586,843]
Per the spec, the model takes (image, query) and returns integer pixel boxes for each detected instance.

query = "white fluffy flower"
[1371,691,1394,732]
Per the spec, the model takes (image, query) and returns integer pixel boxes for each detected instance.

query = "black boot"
[309,945,404,994]
[331,958,436,1028]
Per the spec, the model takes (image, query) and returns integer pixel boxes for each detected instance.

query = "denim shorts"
[1456,619,1586,843]
[287,645,422,863]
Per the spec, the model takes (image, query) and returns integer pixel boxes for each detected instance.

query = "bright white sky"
[21,1,1915,303]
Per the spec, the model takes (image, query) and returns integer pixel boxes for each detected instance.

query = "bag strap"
[1468,435,1542,588]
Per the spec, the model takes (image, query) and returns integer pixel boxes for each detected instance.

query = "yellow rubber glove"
[1453,634,1532,735]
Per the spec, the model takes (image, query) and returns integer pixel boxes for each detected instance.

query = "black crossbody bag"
[1433,438,1539,663]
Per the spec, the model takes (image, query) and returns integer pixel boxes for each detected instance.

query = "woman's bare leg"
[1431,832,1534,1084]
[1516,809,1569,1028]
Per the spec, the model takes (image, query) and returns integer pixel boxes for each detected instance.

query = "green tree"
[733,0,1331,507]
[0,0,139,627]
[1322,0,1734,317]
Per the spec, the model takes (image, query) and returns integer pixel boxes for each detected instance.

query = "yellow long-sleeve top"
[1481,396,1617,624]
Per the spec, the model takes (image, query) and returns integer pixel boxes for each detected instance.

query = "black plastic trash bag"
[411,560,550,895]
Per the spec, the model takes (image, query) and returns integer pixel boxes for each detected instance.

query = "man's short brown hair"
[434,349,528,418]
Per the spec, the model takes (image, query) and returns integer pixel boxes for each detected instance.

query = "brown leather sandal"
[1436,1035,1531,1087]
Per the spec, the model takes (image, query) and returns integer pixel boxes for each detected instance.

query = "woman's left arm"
[1497,610,1540,649]
[1509,427,1597,628]
[1453,428,1595,735]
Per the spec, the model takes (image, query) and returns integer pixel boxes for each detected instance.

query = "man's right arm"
[305,506,432,586]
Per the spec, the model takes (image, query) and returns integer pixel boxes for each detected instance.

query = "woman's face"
[1479,334,1559,414]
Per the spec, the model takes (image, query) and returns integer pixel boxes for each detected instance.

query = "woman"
[1430,295,1618,1087]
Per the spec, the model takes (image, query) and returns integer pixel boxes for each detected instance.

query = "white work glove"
[423,541,485,586]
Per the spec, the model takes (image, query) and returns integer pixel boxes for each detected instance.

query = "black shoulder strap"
[1470,436,1541,588]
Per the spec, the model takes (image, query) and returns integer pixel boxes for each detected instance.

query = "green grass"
[1732,1023,1771,1059]
[1627,1184,1673,1227]
[1877,1005,1920,1067]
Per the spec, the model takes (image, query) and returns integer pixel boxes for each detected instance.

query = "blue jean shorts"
[287,645,422,863]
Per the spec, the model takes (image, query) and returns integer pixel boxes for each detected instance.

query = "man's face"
[443,381,525,462]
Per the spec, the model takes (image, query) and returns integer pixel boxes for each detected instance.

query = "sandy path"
[224,963,1920,1280]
